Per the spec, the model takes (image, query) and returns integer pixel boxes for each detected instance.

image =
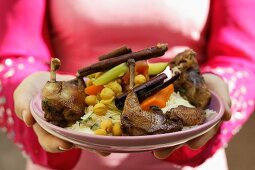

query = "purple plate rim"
[30,90,224,142]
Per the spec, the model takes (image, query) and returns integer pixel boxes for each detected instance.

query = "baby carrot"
[122,60,149,85]
[84,85,104,95]
[141,84,174,110]
[135,60,149,75]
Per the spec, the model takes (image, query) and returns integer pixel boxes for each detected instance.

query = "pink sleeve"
[0,1,80,169]
[165,0,255,166]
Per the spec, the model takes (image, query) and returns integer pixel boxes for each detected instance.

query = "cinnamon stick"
[98,46,132,61]
[77,43,168,78]
[115,73,167,110]
[138,73,180,102]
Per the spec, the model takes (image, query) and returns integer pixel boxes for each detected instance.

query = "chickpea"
[100,87,115,100]
[105,81,122,95]
[112,123,122,136]
[93,103,108,116]
[85,95,97,106]
[100,119,113,132]
[100,98,114,105]
[94,128,107,135]
[134,74,146,85]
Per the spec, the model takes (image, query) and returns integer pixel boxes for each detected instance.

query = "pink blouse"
[1,0,255,169]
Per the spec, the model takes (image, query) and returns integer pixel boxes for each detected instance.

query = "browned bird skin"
[169,49,211,109]
[42,78,86,127]
[121,90,183,136]
[166,105,206,126]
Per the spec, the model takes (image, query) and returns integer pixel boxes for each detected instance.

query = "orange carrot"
[122,71,130,85]
[122,60,149,85]
[135,60,149,75]
[84,85,104,95]
[141,84,174,110]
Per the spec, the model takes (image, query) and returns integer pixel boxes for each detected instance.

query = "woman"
[1,0,255,169]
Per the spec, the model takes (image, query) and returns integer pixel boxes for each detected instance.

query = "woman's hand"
[14,71,75,152]
[14,71,111,155]
[153,73,231,159]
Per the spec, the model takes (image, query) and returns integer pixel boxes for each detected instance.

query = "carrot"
[84,85,104,95]
[141,84,174,110]
[135,60,149,75]
[122,72,130,85]
[122,60,149,85]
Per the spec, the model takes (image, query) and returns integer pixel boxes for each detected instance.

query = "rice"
[68,92,217,134]
[163,92,217,130]
[67,105,121,134]
[162,92,194,113]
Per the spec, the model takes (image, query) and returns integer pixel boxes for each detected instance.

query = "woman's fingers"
[21,110,36,127]
[220,94,232,121]
[153,122,221,159]
[33,124,110,155]
[13,83,36,127]
[86,149,111,157]
[13,72,49,126]
[152,74,231,159]
[33,123,73,153]
[203,73,232,121]
[212,81,231,121]
[153,144,183,159]
[96,151,111,157]
[187,122,221,149]
[13,72,85,153]
[14,72,74,127]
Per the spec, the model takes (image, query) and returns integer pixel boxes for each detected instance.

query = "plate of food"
[30,43,224,153]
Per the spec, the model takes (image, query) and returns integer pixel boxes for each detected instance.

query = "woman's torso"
[48,0,210,169]
[49,0,210,73]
